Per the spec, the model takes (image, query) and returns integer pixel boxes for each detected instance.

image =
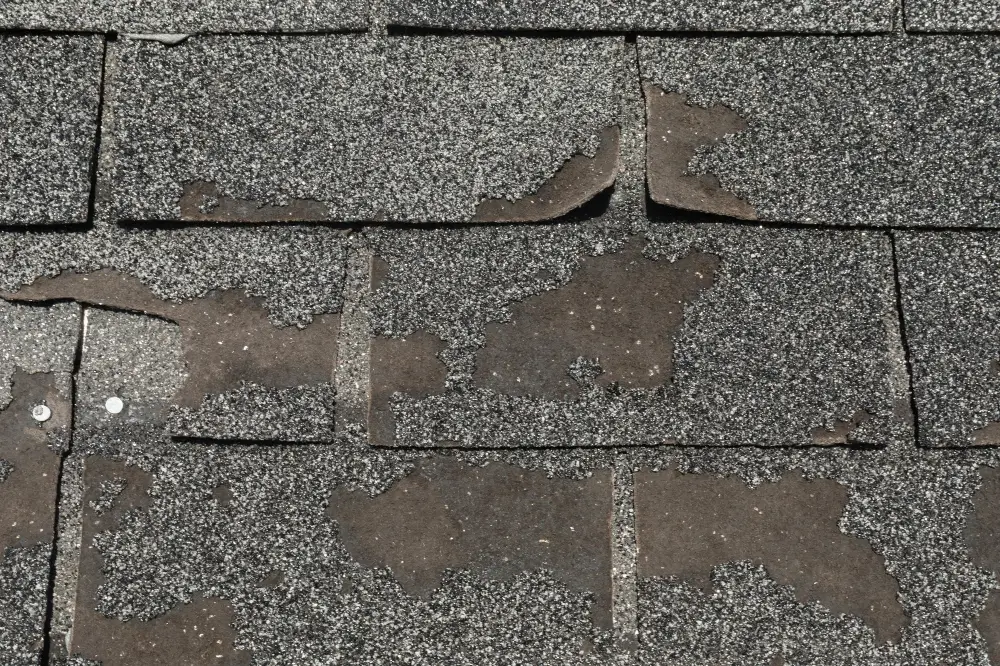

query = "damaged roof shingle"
[0,36,103,227]
[108,35,624,224]
[640,36,1000,227]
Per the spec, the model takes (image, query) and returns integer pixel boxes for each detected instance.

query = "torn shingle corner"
[644,88,756,220]
[474,127,621,223]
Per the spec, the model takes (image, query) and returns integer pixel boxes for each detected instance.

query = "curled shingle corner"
[474,126,621,223]
[644,87,756,219]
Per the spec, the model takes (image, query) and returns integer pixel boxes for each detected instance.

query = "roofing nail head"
[105,397,125,415]
[31,405,52,423]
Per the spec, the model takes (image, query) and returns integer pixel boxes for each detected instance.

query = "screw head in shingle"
[31,404,51,422]
[105,397,125,414]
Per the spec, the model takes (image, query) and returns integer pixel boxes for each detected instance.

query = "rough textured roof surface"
[640,35,1000,227]
[109,35,624,224]
[3,5,1000,666]
[906,0,1000,31]
[384,0,894,32]
[0,36,103,226]
[0,0,369,32]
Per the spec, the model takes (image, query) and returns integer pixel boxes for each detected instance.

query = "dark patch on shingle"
[9,270,340,439]
[639,36,1000,228]
[71,456,252,666]
[109,35,622,224]
[473,127,621,223]
[327,456,614,629]
[0,300,81,411]
[369,332,449,447]
[383,0,893,32]
[473,237,718,399]
[371,222,909,448]
[634,467,905,644]
[0,36,103,227]
[644,87,756,219]
[965,466,1000,665]
[0,371,71,664]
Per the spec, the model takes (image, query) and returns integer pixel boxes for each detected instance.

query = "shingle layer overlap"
[1,9,1000,666]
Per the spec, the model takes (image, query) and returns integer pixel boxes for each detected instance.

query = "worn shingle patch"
[906,0,1000,32]
[640,36,1000,227]
[895,232,1000,447]
[0,301,81,410]
[0,0,368,32]
[108,35,623,224]
[384,0,892,32]
[0,371,73,664]
[368,221,909,448]
[0,36,103,226]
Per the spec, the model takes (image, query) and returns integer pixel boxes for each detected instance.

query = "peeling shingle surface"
[906,0,1000,31]
[369,220,909,448]
[0,301,81,409]
[640,36,1000,227]
[385,0,892,32]
[0,36,103,227]
[109,35,624,224]
[895,232,1000,448]
[0,0,368,32]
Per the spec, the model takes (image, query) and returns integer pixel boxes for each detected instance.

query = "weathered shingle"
[368,220,910,448]
[0,0,368,32]
[896,232,1000,447]
[107,35,624,224]
[0,36,103,226]
[384,0,893,33]
[640,36,1000,227]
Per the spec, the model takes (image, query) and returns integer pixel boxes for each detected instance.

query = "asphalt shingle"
[108,35,624,224]
[384,0,893,32]
[367,219,910,448]
[0,0,368,32]
[906,0,1000,32]
[895,232,1000,448]
[640,36,1000,227]
[0,36,103,227]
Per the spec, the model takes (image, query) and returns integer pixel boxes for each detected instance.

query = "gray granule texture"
[75,308,187,429]
[639,36,1000,228]
[895,232,1000,448]
[0,544,51,665]
[906,0,1000,31]
[0,459,11,484]
[0,220,349,329]
[167,382,338,442]
[0,300,81,408]
[89,477,128,515]
[0,36,103,226]
[369,221,909,448]
[385,0,892,32]
[81,430,619,664]
[0,0,369,31]
[109,35,623,223]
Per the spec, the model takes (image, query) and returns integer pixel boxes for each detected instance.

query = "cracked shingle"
[107,35,624,224]
[0,36,103,226]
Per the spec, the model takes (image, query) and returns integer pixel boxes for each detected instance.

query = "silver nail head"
[105,397,125,415]
[31,405,52,422]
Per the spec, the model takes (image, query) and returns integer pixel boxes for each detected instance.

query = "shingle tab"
[0,0,368,32]
[896,232,1000,448]
[0,36,103,226]
[906,0,1000,32]
[640,36,1000,227]
[384,0,892,33]
[367,221,910,448]
[107,35,624,224]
